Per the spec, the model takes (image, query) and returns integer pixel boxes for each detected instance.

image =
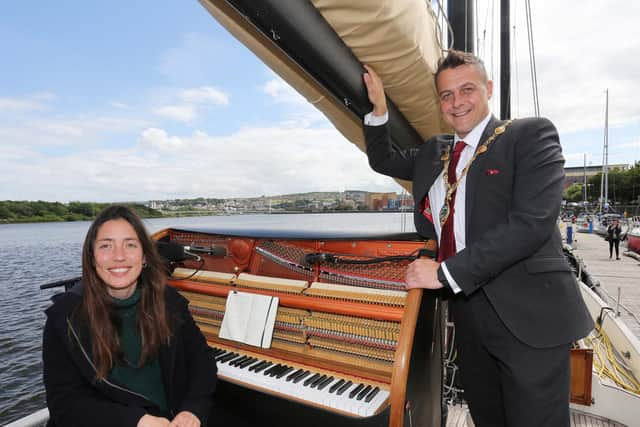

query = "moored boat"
[625,216,640,255]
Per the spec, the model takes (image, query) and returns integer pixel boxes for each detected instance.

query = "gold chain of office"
[439,119,514,226]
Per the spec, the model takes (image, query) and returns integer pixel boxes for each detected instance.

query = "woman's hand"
[137,414,171,427]
[169,411,201,427]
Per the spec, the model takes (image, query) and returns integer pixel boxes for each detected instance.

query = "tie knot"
[453,140,466,155]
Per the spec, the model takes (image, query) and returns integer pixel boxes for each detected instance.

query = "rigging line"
[492,0,496,73]
[474,0,479,55]
[525,0,540,116]
[512,23,520,117]
[430,0,451,52]
[478,0,492,58]
[433,0,454,52]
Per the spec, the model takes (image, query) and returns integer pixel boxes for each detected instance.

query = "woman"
[43,205,217,427]
[606,218,623,260]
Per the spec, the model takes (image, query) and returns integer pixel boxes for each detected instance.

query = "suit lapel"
[465,116,502,232]
[414,135,452,205]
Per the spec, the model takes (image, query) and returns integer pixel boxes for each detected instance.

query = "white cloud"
[153,104,196,122]
[263,78,307,106]
[262,76,326,127]
[180,86,229,105]
[0,116,149,148]
[151,86,230,123]
[138,128,185,151]
[110,101,129,109]
[0,123,400,202]
[0,92,55,112]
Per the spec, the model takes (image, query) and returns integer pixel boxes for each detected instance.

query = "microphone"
[156,241,200,262]
[184,245,228,257]
[40,276,82,290]
[302,252,337,265]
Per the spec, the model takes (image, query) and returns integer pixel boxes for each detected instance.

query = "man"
[362,50,593,427]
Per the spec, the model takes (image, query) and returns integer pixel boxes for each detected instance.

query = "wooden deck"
[445,404,627,427]
[571,231,640,339]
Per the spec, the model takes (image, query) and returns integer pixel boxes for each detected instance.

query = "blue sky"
[1,0,639,202]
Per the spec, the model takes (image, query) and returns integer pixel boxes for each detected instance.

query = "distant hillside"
[0,201,163,224]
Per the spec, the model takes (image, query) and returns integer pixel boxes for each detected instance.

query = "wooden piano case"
[153,227,444,427]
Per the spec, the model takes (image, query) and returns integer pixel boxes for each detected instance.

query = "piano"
[153,227,444,427]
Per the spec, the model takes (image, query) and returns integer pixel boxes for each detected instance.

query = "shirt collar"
[454,113,492,149]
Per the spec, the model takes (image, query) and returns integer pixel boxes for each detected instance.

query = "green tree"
[563,184,584,203]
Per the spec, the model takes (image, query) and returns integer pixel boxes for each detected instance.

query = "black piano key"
[253,361,272,373]
[249,360,268,372]
[365,386,380,403]
[230,355,249,367]
[270,365,289,377]
[316,376,334,391]
[214,351,230,361]
[303,373,321,387]
[219,352,239,363]
[356,385,372,401]
[238,357,258,369]
[264,363,282,376]
[286,368,304,382]
[329,379,345,393]
[212,348,225,357]
[293,370,311,384]
[276,366,295,379]
[349,383,365,399]
[336,380,353,396]
[225,354,245,365]
[309,375,327,389]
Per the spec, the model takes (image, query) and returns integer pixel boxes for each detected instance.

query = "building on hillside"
[564,164,629,189]
[344,190,368,204]
[366,192,398,210]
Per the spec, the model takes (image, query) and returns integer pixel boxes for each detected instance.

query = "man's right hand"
[137,414,171,427]
[363,65,388,117]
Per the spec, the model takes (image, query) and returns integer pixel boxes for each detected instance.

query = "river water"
[0,212,414,425]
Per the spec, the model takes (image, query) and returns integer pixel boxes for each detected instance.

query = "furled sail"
[199,0,450,191]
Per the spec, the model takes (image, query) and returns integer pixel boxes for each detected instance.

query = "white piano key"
[213,349,388,417]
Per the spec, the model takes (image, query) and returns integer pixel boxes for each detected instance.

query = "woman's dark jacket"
[607,224,622,241]
[43,284,217,427]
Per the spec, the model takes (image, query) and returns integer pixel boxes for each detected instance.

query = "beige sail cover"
[199,0,449,192]
[311,0,450,140]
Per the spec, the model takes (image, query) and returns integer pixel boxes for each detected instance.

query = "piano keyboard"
[212,347,390,417]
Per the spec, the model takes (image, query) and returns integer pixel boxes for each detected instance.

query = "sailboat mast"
[500,0,511,119]
[447,0,474,52]
[448,0,511,119]
[604,89,609,210]
[583,153,587,205]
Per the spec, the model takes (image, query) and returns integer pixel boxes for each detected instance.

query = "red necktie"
[438,141,466,262]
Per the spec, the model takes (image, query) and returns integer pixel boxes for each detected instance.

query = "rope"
[583,313,640,395]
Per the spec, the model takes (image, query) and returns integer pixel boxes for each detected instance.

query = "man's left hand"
[405,258,443,290]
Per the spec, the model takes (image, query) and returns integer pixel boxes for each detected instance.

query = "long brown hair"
[79,205,171,380]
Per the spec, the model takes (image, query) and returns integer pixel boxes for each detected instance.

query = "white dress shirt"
[364,111,492,293]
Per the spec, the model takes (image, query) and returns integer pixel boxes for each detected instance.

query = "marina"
[570,231,640,340]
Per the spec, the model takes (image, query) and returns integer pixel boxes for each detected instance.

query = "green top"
[109,287,169,416]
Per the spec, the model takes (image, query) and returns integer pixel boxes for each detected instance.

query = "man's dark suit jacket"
[364,116,593,348]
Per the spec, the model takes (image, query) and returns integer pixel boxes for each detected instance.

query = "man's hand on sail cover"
[363,65,388,117]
